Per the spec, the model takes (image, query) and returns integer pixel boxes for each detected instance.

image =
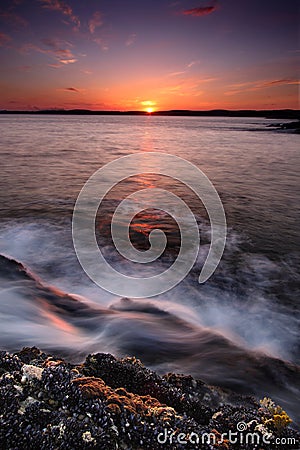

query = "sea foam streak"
[0,253,299,421]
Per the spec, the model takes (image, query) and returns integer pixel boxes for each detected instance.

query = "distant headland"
[0,109,299,120]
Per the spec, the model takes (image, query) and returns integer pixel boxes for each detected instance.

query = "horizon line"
[0,108,299,119]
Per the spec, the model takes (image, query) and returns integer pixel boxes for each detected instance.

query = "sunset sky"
[0,0,299,111]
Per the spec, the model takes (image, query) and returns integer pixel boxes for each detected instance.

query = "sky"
[0,0,299,111]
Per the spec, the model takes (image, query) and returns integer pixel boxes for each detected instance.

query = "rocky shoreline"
[0,347,299,449]
[267,120,300,133]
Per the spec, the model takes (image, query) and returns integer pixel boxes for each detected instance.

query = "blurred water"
[0,114,299,413]
[0,115,298,250]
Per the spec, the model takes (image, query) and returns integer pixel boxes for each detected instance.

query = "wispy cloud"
[60,58,77,64]
[55,87,85,95]
[0,32,11,47]
[22,39,78,65]
[225,78,299,95]
[160,79,202,96]
[40,0,71,15]
[160,75,217,97]
[167,60,201,77]
[141,100,156,106]
[93,37,109,52]
[17,65,31,71]
[63,87,80,92]
[125,33,137,47]
[187,60,200,68]
[181,6,218,17]
[41,38,74,58]
[168,71,186,77]
[39,0,80,29]
[261,78,299,87]
[48,63,63,68]
[89,11,103,34]
[0,11,28,28]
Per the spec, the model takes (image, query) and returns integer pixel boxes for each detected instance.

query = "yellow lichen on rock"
[260,397,292,432]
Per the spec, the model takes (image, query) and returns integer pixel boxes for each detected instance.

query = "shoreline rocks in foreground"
[0,347,299,449]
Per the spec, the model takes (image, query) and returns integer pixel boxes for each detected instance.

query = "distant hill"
[0,109,299,119]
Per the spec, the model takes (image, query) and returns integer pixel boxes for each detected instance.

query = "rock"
[0,346,298,450]
[22,364,43,381]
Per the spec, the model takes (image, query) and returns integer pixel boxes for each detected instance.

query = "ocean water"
[0,114,299,419]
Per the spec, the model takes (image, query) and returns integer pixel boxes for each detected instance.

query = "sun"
[141,101,156,113]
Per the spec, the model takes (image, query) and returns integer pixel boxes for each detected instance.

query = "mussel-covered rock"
[0,347,298,449]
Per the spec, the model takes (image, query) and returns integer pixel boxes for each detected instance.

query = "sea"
[0,114,299,420]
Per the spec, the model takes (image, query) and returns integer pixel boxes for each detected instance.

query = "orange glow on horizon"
[141,100,156,113]
[0,1,298,112]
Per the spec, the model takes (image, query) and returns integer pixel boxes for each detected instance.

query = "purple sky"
[0,0,299,110]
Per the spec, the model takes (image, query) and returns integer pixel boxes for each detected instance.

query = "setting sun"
[141,101,156,113]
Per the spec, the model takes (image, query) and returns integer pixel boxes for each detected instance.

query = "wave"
[0,253,299,421]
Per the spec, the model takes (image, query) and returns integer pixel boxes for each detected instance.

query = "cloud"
[48,63,63,68]
[168,71,186,77]
[160,84,185,95]
[40,0,70,14]
[125,33,137,47]
[93,37,109,51]
[60,58,78,64]
[0,11,27,28]
[41,38,70,48]
[89,11,103,34]
[160,76,215,97]
[63,87,80,92]
[225,78,299,95]
[187,60,200,68]
[41,38,74,58]
[55,87,85,95]
[17,65,31,71]
[39,0,80,29]
[261,78,300,87]
[0,32,11,47]
[141,100,156,106]
[182,6,217,17]
[21,40,78,65]
[167,60,201,77]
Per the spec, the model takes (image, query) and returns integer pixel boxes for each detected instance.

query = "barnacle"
[260,397,276,413]
[0,348,298,449]
[260,397,292,432]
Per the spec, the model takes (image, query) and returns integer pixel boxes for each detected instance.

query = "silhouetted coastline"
[0,109,299,120]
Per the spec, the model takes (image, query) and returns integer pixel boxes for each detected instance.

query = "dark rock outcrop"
[0,347,299,449]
